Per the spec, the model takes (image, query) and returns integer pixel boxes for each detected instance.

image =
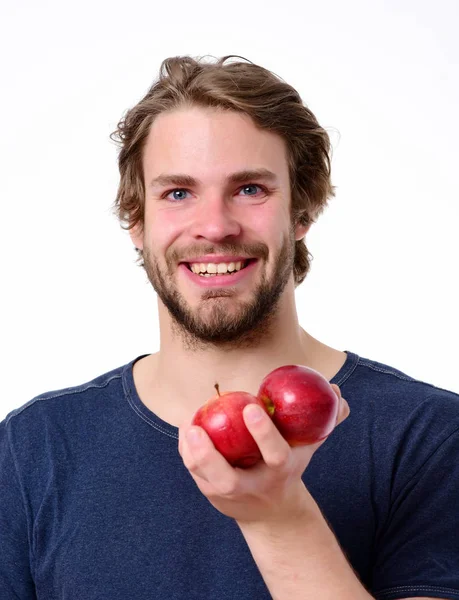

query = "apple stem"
[214,383,220,397]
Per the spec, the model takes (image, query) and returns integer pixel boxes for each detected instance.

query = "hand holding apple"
[181,375,348,524]
[191,365,341,468]
[191,384,269,468]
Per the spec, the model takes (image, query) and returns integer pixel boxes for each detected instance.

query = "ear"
[129,221,144,251]
[294,221,312,242]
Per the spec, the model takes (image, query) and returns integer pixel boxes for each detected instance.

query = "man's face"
[132,106,307,350]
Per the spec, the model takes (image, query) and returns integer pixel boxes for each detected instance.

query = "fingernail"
[187,428,202,446]
[245,405,264,423]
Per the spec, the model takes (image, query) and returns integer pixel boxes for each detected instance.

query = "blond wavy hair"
[110,55,336,286]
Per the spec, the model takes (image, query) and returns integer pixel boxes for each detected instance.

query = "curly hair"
[110,54,336,286]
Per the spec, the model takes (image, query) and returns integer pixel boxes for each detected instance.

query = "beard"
[141,227,296,351]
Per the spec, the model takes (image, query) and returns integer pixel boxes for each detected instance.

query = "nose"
[187,194,243,242]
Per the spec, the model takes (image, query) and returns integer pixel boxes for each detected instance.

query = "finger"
[336,395,350,426]
[178,431,183,457]
[178,418,195,457]
[243,404,292,470]
[329,384,349,424]
[180,426,239,494]
[330,383,341,399]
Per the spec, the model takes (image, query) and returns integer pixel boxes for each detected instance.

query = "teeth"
[190,261,245,274]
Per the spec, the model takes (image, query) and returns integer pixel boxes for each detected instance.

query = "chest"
[29,428,379,599]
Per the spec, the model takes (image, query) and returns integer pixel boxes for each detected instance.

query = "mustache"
[173,242,269,264]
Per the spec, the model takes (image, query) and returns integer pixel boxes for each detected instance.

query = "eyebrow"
[149,168,279,190]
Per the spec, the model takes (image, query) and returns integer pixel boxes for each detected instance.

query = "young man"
[1,55,458,600]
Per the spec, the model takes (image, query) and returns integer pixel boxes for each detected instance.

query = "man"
[1,55,458,600]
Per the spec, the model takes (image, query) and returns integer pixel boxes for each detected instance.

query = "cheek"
[144,208,184,252]
[145,201,289,252]
[249,204,288,245]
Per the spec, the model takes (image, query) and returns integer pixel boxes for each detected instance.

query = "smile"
[179,259,258,288]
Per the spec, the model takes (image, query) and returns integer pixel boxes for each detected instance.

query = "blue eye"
[163,184,267,203]
[166,189,190,202]
[240,184,263,196]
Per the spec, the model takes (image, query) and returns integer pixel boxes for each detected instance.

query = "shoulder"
[337,352,459,477]
[1,356,143,441]
[341,351,459,420]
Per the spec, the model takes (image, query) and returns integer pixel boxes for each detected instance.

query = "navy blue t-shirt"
[1,351,459,600]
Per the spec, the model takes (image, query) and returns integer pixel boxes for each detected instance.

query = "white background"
[1,0,458,420]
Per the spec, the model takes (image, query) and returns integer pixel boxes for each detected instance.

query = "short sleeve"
[0,419,37,599]
[372,428,459,600]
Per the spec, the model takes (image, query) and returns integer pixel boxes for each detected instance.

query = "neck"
[134,288,346,428]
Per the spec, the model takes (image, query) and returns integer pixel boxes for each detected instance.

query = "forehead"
[142,106,289,185]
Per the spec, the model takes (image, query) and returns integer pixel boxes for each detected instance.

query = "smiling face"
[131,106,309,350]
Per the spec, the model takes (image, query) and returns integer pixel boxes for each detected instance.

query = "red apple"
[191,384,268,468]
[258,365,339,445]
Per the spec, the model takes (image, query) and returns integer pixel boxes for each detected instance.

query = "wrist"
[236,481,320,533]
[236,485,372,600]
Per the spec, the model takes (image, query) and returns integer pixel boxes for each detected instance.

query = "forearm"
[237,485,374,600]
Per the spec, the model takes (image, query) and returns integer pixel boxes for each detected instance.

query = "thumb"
[330,384,350,425]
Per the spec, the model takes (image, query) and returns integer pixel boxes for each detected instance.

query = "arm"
[237,483,372,600]
[178,387,458,600]
[237,495,446,600]
[0,419,36,599]
[178,386,370,598]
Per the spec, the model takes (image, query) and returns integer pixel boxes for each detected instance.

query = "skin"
[130,105,347,427]
[129,106,433,599]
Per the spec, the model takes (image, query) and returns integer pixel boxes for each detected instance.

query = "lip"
[179,259,258,288]
[180,255,252,264]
